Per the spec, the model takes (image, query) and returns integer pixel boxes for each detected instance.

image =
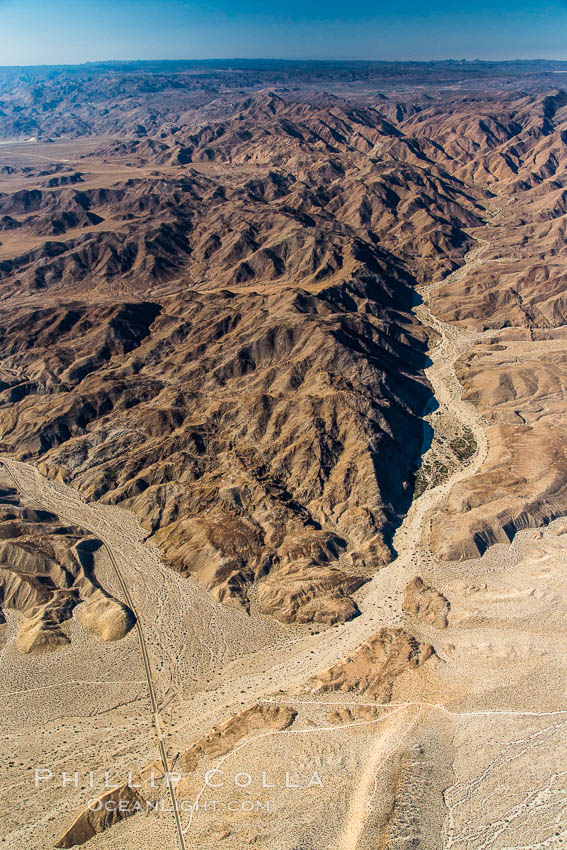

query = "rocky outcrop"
[54,784,145,848]
[181,703,297,772]
[256,562,368,624]
[403,577,450,629]
[307,627,433,701]
[75,595,136,642]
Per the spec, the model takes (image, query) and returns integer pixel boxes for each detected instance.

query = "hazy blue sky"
[0,0,566,65]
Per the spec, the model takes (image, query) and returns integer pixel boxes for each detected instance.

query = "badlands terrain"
[0,59,567,849]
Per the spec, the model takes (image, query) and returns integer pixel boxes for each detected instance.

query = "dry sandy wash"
[0,60,567,849]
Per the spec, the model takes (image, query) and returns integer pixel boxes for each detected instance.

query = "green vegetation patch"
[449,427,477,462]
[414,459,449,497]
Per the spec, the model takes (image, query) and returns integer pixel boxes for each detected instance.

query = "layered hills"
[0,90,483,623]
[1,71,567,615]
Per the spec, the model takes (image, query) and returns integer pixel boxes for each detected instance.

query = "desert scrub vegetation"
[413,425,477,498]
[414,459,449,497]
[449,427,477,462]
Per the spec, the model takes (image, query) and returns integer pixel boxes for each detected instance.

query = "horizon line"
[1,56,567,70]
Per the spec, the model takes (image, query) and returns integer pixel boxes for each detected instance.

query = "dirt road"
[0,458,188,850]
